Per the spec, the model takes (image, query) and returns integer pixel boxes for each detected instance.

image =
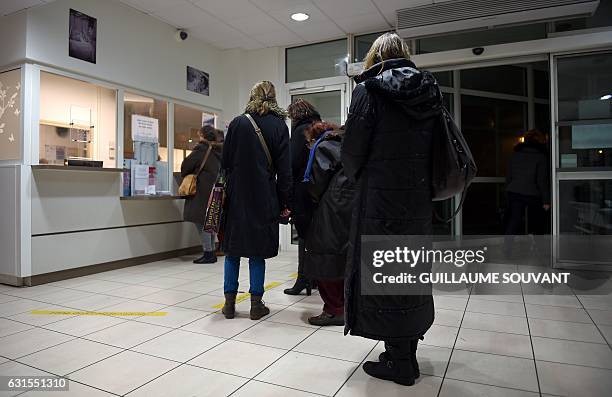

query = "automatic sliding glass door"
[554,51,612,269]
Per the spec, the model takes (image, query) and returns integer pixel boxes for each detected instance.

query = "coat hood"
[355,58,443,119]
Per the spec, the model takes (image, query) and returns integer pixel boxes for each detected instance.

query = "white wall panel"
[0,166,19,277]
[31,221,199,275]
[31,170,186,235]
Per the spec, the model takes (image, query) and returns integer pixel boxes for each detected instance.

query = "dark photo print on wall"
[69,9,97,64]
[186,66,210,96]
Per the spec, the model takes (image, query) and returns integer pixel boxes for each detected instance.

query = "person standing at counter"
[220,81,292,320]
[181,125,224,264]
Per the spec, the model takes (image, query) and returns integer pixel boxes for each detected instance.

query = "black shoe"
[308,312,344,326]
[284,277,312,296]
[194,252,217,264]
[364,342,416,386]
[379,339,420,379]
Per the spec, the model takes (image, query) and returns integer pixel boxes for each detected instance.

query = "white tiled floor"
[0,252,611,396]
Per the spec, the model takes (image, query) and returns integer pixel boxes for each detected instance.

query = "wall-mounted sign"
[187,66,209,96]
[131,114,159,143]
[202,112,216,127]
[69,9,97,64]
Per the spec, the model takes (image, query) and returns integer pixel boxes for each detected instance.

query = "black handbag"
[432,107,477,221]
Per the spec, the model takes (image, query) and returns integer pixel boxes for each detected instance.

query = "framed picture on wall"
[69,9,97,64]
[186,66,210,96]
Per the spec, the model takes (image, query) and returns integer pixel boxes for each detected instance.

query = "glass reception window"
[286,39,348,83]
[123,93,169,195]
[39,72,117,167]
[0,68,21,161]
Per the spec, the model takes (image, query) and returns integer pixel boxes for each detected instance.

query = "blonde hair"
[245,81,288,119]
[364,32,411,69]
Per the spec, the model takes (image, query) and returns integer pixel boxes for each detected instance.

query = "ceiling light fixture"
[600,94,612,100]
[291,12,309,22]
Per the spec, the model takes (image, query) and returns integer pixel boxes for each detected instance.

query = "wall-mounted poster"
[69,9,97,64]
[202,112,216,127]
[187,66,209,96]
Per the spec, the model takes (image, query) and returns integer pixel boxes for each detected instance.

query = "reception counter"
[0,164,199,286]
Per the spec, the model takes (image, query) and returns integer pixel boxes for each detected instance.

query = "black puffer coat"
[506,141,550,204]
[303,135,356,280]
[342,58,442,341]
[181,142,222,224]
[291,116,320,237]
[221,113,291,259]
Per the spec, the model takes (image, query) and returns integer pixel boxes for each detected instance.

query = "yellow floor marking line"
[212,281,283,309]
[31,310,167,316]
[289,272,298,279]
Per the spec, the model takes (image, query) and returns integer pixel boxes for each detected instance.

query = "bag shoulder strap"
[244,113,273,171]
[195,145,213,177]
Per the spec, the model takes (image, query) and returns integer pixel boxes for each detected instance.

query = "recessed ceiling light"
[291,12,309,22]
[600,94,612,100]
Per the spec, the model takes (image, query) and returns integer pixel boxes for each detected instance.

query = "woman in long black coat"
[221,81,292,321]
[342,33,442,386]
[283,99,321,296]
[181,125,223,264]
[302,122,355,326]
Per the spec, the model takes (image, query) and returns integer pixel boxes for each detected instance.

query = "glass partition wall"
[554,51,612,269]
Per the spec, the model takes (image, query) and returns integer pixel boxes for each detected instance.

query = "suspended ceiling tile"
[123,0,190,14]
[0,0,44,16]
[153,2,213,28]
[311,0,379,18]
[334,12,391,34]
[224,13,287,35]
[192,0,265,21]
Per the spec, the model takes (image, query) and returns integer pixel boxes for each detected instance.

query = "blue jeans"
[224,256,266,296]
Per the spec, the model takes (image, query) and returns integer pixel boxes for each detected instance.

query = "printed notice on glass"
[131,115,159,143]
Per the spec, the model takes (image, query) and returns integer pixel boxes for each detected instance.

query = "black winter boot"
[364,342,416,386]
[283,276,312,296]
[222,293,236,319]
[195,251,217,264]
[250,295,270,320]
[379,338,421,378]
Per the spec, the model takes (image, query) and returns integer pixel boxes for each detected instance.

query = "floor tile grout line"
[436,286,472,397]
[331,342,380,397]
[575,294,612,351]
[521,282,543,397]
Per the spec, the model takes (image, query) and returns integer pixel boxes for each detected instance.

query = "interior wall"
[220,47,285,128]
[25,0,227,113]
[0,12,27,69]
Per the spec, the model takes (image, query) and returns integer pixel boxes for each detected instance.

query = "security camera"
[472,47,485,56]
[176,30,188,42]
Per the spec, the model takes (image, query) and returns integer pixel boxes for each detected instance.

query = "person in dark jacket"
[342,33,442,386]
[181,125,223,264]
[221,81,292,321]
[284,99,321,296]
[505,129,550,235]
[302,122,355,326]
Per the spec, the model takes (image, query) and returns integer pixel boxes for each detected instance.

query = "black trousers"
[505,192,545,235]
[297,238,305,276]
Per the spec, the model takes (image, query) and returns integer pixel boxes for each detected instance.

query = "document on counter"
[133,164,149,195]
